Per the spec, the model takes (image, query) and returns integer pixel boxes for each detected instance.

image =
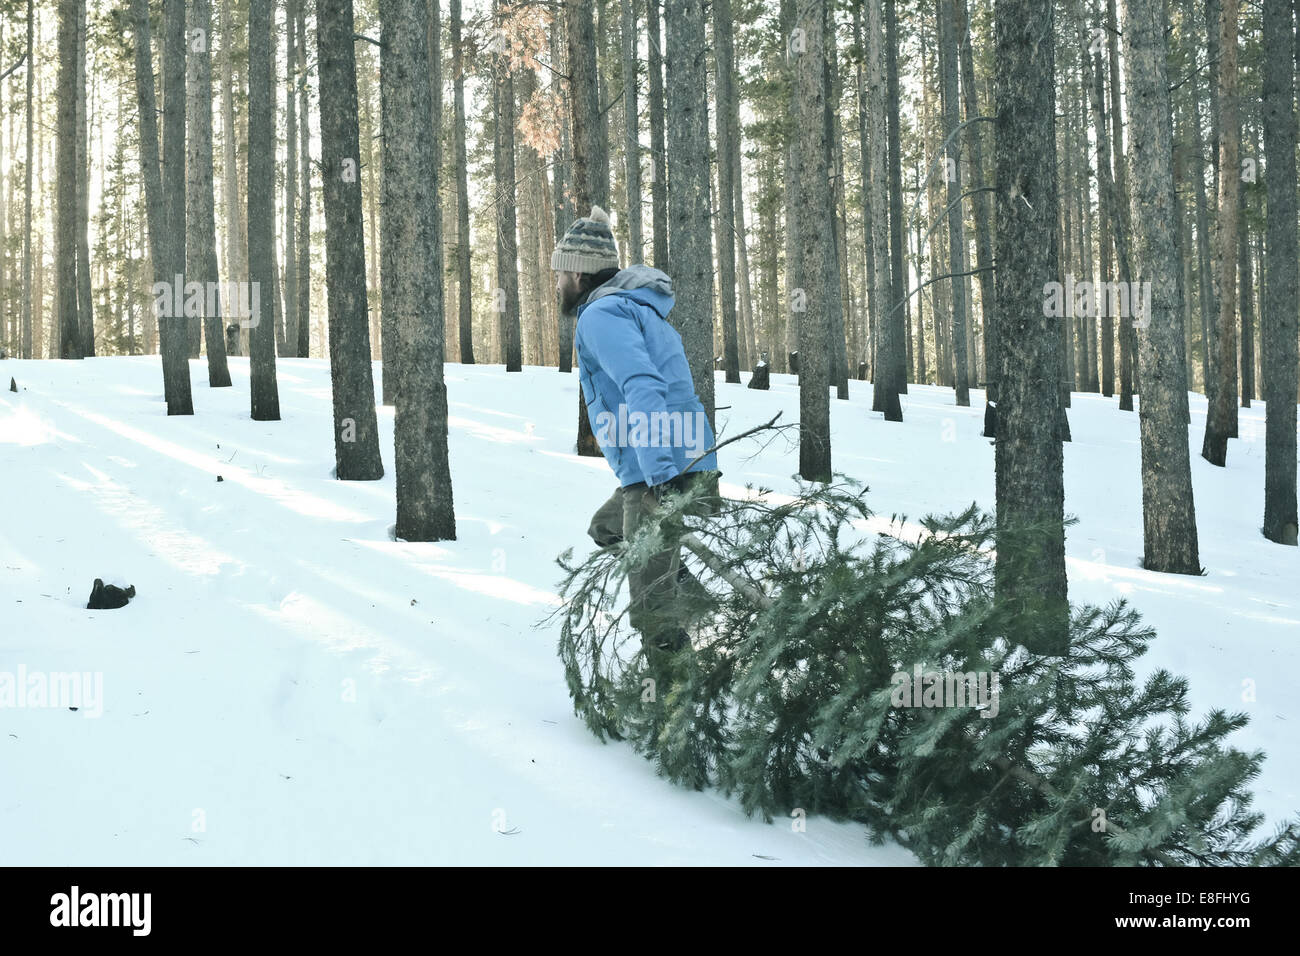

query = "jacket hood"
[585,265,675,318]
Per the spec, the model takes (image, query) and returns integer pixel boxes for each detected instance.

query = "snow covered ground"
[1,355,1296,865]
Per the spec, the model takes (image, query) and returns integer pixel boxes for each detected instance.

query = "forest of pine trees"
[1,0,1297,564]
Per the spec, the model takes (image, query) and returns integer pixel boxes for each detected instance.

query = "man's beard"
[558,282,585,318]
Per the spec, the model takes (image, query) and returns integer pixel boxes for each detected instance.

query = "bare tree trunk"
[886,0,908,393]
[220,0,243,357]
[1108,0,1137,410]
[664,0,716,431]
[451,0,475,364]
[780,0,800,373]
[492,0,521,372]
[791,0,834,479]
[188,0,233,386]
[957,0,994,411]
[1201,0,1239,465]
[938,0,969,406]
[74,4,93,357]
[621,0,643,264]
[714,0,740,383]
[20,0,32,359]
[993,0,1068,654]
[379,0,456,540]
[248,0,281,419]
[55,0,81,361]
[867,0,900,419]
[284,0,299,354]
[1261,0,1298,544]
[296,0,310,358]
[569,0,610,456]
[317,0,384,479]
[645,0,668,271]
[1120,0,1201,573]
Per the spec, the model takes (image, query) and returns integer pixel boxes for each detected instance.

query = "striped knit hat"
[551,205,620,273]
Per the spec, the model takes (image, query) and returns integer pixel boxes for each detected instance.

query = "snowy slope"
[0,356,1295,865]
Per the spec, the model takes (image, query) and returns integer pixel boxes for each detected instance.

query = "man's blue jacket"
[575,265,719,488]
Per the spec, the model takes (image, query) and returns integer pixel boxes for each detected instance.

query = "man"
[554,205,719,667]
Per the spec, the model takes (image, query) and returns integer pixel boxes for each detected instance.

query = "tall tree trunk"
[621,0,643,264]
[284,0,299,355]
[993,0,1068,654]
[645,0,668,271]
[493,0,521,372]
[74,4,93,357]
[867,0,900,420]
[188,0,233,387]
[248,0,281,419]
[450,0,475,364]
[1260,0,1298,544]
[714,0,740,383]
[957,0,994,411]
[1201,0,1239,465]
[569,0,610,456]
[1237,173,1254,406]
[1120,0,1201,573]
[886,0,908,394]
[1188,0,1215,395]
[20,0,32,359]
[550,10,573,369]
[791,0,833,479]
[296,0,310,358]
[1082,30,1115,398]
[825,21,850,401]
[780,0,800,373]
[938,0,969,406]
[379,0,456,540]
[317,0,384,480]
[567,0,610,209]
[664,0,716,431]
[55,0,80,361]
[220,0,243,356]
[1108,0,1137,411]
[138,0,194,411]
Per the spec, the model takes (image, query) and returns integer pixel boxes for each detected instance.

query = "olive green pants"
[586,472,718,649]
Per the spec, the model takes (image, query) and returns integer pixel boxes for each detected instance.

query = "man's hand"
[650,473,689,504]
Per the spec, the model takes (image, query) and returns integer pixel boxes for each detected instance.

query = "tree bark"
[1201,0,1240,465]
[714,0,740,384]
[187,0,233,387]
[380,0,456,540]
[621,0,643,264]
[938,0,970,406]
[248,0,281,419]
[993,0,1068,654]
[317,0,384,480]
[1120,0,1202,573]
[664,0,716,432]
[296,0,311,358]
[56,0,81,361]
[791,0,834,479]
[450,0,475,364]
[867,0,900,420]
[645,0,669,273]
[1261,0,1298,544]
[493,0,521,372]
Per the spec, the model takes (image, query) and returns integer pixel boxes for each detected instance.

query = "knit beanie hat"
[551,205,620,273]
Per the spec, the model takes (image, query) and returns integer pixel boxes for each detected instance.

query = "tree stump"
[748,363,770,390]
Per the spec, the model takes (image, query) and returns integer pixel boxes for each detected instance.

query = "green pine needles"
[549,476,1299,866]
